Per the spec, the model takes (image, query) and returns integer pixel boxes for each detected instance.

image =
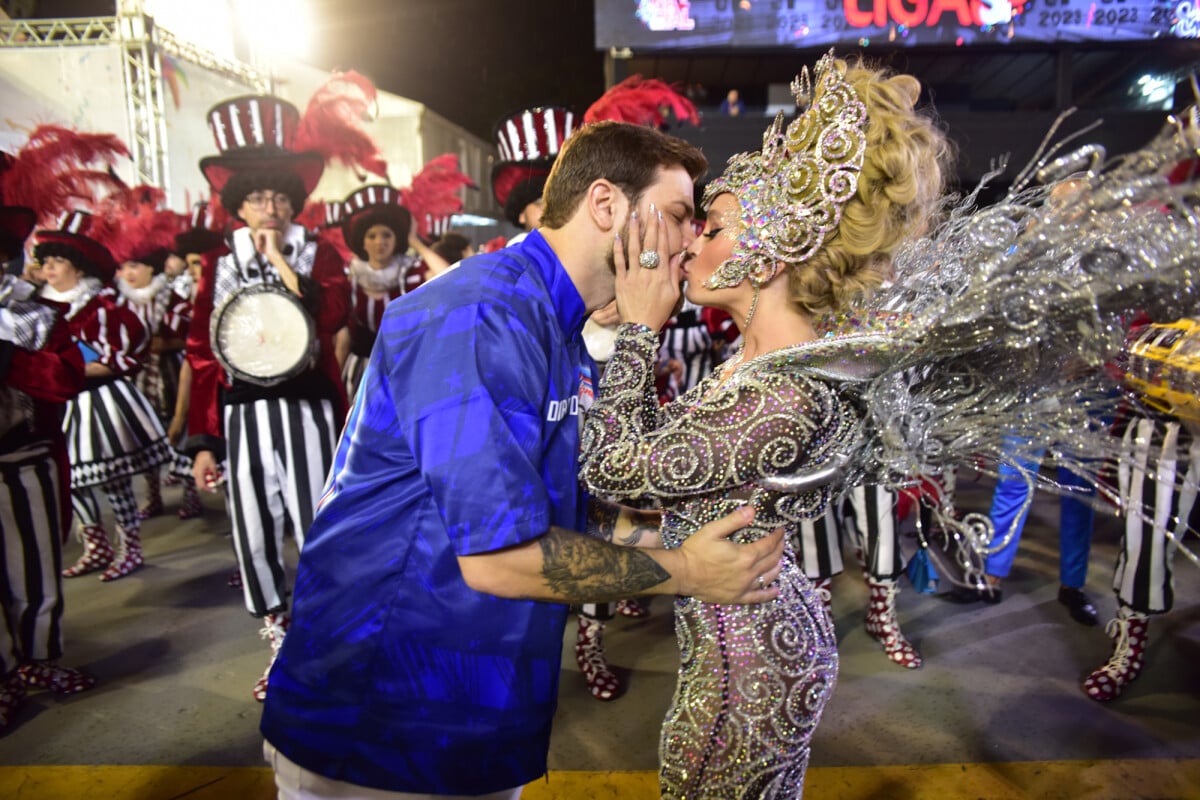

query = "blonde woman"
[580,53,951,798]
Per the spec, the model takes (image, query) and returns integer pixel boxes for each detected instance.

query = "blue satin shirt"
[261,231,593,794]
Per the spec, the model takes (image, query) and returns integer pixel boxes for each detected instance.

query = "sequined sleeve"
[580,325,841,502]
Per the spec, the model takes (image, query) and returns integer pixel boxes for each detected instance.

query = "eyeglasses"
[243,192,292,210]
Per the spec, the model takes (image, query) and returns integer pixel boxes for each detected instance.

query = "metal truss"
[0,16,119,46]
[0,10,268,193]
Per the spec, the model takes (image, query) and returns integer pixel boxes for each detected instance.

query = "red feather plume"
[583,76,701,128]
[400,153,475,240]
[293,70,388,181]
[0,124,130,227]
[90,184,187,264]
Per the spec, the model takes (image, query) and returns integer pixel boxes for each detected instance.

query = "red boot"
[254,612,290,702]
[138,472,164,520]
[62,524,114,578]
[178,481,203,520]
[17,660,96,695]
[1083,606,1148,701]
[864,577,922,669]
[100,525,144,582]
[575,616,621,701]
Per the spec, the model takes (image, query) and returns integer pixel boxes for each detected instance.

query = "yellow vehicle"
[1123,318,1200,422]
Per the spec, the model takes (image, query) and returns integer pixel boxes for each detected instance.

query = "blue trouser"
[985,447,1094,587]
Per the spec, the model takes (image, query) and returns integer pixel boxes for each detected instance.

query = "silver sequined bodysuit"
[580,325,858,799]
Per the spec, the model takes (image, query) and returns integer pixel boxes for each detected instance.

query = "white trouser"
[265,740,524,800]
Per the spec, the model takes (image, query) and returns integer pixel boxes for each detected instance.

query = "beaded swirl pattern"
[580,325,856,797]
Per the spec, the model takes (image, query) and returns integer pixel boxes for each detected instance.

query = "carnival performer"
[579,54,950,797]
[0,206,95,731]
[1083,312,1199,701]
[163,203,227,519]
[491,106,577,245]
[261,120,785,799]
[332,185,428,401]
[791,484,925,668]
[186,95,349,702]
[113,244,197,520]
[36,211,171,582]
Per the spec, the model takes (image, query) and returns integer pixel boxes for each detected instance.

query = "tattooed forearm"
[619,509,660,546]
[585,498,619,542]
[539,527,670,601]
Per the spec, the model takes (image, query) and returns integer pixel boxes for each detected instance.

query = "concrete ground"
[0,474,1197,799]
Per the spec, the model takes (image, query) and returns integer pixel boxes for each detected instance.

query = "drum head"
[213,284,316,386]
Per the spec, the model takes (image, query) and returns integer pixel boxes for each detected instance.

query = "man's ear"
[586,179,626,233]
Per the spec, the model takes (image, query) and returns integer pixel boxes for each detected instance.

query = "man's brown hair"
[540,121,707,229]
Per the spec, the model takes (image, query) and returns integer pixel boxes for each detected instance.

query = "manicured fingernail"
[630,210,638,221]
[649,202,657,214]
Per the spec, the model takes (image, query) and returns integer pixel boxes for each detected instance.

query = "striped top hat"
[340,184,413,261]
[33,210,118,282]
[491,106,577,226]
[199,95,324,198]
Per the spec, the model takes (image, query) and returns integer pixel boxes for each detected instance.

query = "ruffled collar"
[349,255,412,294]
[41,276,102,319]
[116,273,170,306]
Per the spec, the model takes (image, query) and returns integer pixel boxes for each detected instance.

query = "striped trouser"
[72,475,139,534]
[1114,415,1199,614]
[0,449,66,674]
[225,397,338,618]
[790,485,904,581]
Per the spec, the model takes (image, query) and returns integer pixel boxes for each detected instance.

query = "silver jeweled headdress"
[703,51,868,290]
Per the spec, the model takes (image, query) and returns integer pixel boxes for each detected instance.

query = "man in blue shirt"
[261,121,786,799]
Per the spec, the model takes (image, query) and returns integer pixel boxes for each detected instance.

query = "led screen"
[596,0,1199,49]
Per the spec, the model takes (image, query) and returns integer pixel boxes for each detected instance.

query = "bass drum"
[211,284,316,387]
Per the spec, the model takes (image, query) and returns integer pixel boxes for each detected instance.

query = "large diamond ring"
[757,576,765,590]
[638,251,661,269]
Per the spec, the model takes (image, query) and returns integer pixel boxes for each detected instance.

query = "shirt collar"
[519,229,587,340]
[231,223,307,264]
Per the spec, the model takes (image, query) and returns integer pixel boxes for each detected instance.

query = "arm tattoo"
[539,528,670,602]
[585,498,619,542]
[619,509,660,546]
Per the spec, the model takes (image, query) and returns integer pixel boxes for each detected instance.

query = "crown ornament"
[703,51,868,290]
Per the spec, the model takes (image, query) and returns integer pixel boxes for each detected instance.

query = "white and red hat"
[490,106,577,226]
[340,184,412,260]
[199,95,324,197]
[33,210,119,281]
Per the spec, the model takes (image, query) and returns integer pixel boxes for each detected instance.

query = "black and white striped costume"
[790,484,905,582]
[0,275,82,673]
[1113,412,1199,614]
[44,279,169,536]
[187,224,348,617]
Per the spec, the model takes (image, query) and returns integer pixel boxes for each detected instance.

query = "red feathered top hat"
[33,210,119,282]
[340,184,413,261]
[199,95,325,198]
[491,106,577,225]
[0,205,36,259]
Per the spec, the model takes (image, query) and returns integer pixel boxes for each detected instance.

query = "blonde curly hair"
[787,59,953,315]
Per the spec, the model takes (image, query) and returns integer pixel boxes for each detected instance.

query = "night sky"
[41,0,607,141]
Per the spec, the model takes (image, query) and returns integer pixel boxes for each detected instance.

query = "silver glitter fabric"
[580,325,857,798]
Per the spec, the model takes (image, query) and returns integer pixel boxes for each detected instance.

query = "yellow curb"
[1,760,1198,799]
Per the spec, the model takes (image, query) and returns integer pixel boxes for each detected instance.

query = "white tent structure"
[0,0,499,224]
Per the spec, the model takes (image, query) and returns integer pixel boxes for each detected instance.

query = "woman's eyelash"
[703,227,725,240]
